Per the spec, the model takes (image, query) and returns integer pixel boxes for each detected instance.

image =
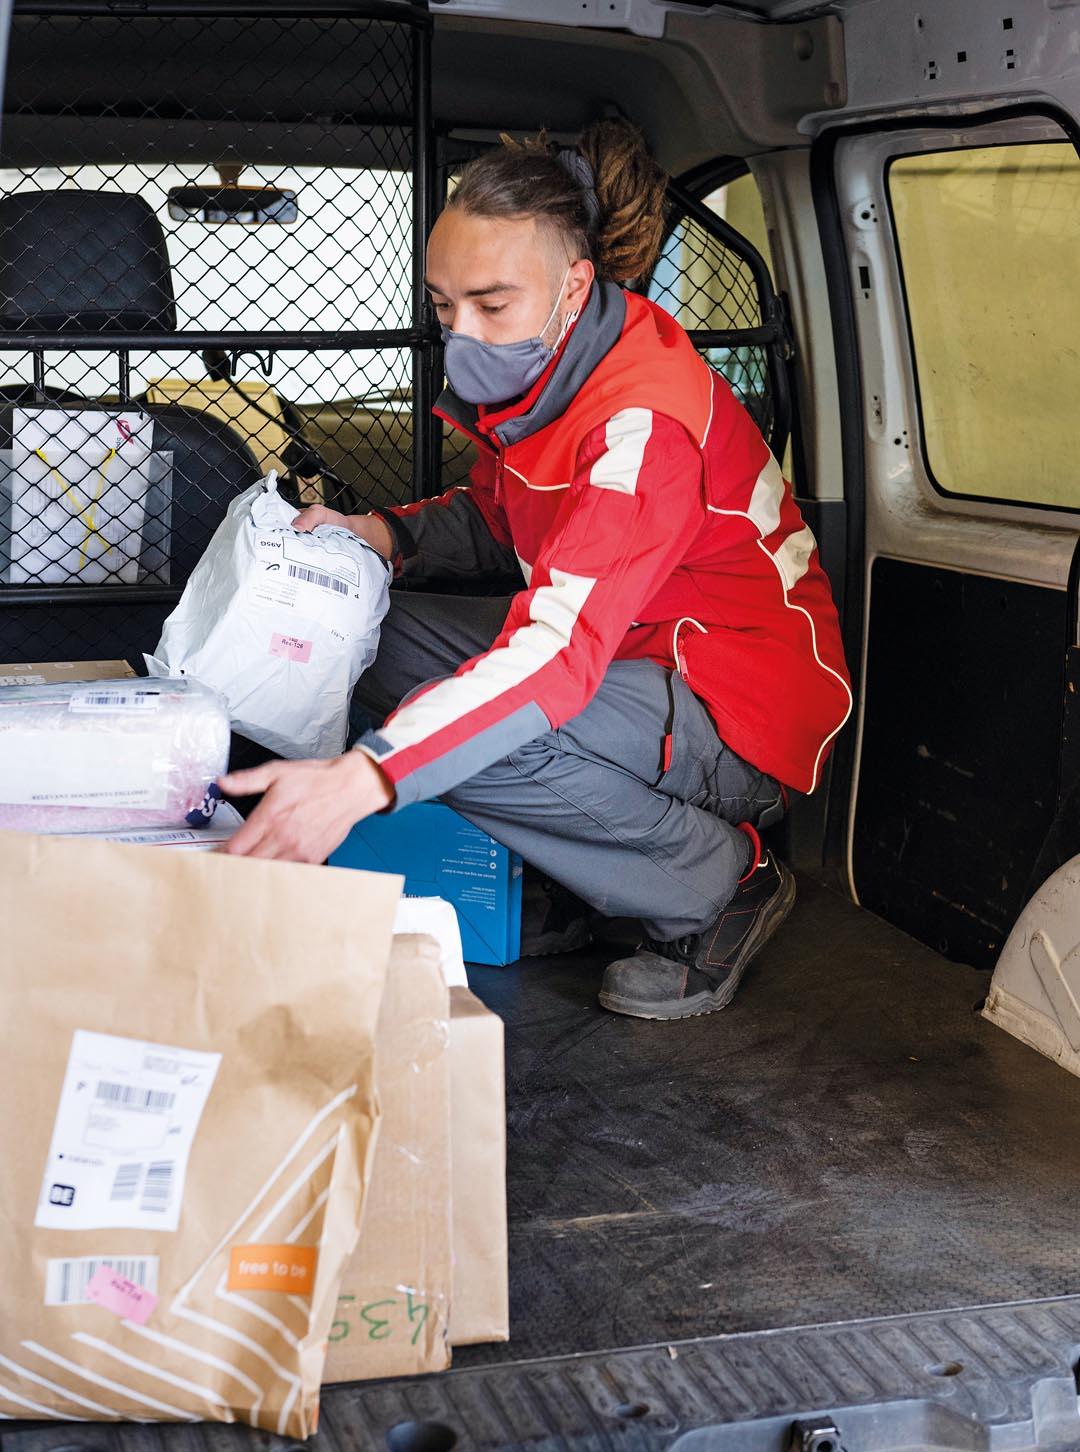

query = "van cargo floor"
[458,873,1080,1366]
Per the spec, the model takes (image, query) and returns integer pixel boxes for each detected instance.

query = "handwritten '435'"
[330,1292,430,1346]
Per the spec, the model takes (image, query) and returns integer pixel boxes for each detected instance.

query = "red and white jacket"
[364,283,852,806]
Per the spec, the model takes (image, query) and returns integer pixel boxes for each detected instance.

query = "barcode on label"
[110,1163,142,1201]
[96,1081,176,1113]
[140,1161,174,1213]
[287,563,349,595]
[45,1255,159,1306]
[68,689,161,714]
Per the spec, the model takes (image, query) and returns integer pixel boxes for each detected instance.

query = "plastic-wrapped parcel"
[0,676,230,834]
[148,471,392,759]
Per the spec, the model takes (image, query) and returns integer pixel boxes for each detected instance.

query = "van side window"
[648,171,776,440]
[889,141,1080,508]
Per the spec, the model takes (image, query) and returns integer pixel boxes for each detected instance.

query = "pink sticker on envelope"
[86,1265,158,1325]
[269,632,313,663]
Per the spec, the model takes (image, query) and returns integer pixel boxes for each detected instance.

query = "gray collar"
[434,282,627,450]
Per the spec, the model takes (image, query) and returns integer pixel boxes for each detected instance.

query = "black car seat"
[0,188,260,665]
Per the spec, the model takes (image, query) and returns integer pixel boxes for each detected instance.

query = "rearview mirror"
[166,186,298,225]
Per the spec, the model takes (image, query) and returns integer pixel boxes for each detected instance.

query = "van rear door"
[830,109,1080,969]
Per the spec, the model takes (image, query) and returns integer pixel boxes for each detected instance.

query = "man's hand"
[218,752,395,862]
[292,505,394,560]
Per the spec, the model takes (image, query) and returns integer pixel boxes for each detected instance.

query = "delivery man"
[221,120,852,1021]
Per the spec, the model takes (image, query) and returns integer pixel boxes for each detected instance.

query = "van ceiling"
[433,11,847,170]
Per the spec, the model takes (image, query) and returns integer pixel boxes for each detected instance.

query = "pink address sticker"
[86,1264,158,1325]
[269,632,313,663]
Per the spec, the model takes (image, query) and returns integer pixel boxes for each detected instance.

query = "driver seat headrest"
[0,190,176,334]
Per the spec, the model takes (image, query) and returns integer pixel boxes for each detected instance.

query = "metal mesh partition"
[652,178,792,458]
[0,10,792,673]
[0,1,433,666]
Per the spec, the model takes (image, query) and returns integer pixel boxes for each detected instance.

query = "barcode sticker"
[286,562,349,595]
[69,687,162,714]
[110,1162,142,1201]
[140,1161,175,1214]
[36,1030,221,1233]
[96,1082,176,1113]
[45,1255,159,1306]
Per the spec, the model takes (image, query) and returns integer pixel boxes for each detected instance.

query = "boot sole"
[598,865,797,1021]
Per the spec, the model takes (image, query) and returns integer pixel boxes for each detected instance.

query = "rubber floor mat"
[457,875,1080,1365]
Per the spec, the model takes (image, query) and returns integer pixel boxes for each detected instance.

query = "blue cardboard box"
[330,802,523,966]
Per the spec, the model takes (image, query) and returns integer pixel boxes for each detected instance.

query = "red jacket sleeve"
[376,449,516,580]
[359,409,705,805]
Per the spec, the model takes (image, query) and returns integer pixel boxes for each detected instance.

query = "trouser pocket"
[655,670,785,829]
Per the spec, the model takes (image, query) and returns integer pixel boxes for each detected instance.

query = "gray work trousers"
[351,592,785,940]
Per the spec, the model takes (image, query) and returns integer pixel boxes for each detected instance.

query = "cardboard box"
[449,985,509,1346]
[0,658,136,686]
[331,802,523,965]
[323,932,453,1382]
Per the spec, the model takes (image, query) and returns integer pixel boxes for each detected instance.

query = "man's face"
[425,208,593,345]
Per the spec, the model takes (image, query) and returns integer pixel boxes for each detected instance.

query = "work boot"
[598,825,795,1020]
[520,873,593,957]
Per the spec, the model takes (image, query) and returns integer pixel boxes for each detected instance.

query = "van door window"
[889,140,1080,509]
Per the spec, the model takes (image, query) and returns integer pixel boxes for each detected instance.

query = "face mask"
[441,267,577,407]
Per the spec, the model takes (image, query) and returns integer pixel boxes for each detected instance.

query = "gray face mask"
[441,268,576,407]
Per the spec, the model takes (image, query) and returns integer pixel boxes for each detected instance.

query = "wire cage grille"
[0,3,432,664]
[649,201,779,444]
[0,7,788,669]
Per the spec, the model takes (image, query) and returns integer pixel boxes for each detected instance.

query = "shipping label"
[35,1031,221,1233]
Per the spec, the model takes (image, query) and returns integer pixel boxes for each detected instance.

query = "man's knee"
[441,730,561,808]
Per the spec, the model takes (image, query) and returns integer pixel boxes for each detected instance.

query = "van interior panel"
[853,559,1067,970]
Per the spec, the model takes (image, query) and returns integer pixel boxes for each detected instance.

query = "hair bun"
[555,149,601,231]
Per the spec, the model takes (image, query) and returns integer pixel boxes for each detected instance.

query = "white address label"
[35,1030,221,1233]
[0,731,167,809]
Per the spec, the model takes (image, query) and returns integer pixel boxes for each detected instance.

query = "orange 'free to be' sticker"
[227,1244,318,1295]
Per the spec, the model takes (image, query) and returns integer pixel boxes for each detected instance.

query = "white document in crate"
[8,409,157,584]
[394,896,470,988]
[148,470,392,759]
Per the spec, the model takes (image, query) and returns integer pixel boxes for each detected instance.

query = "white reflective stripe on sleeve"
[588,408,652,495]
[515,550,534,586]
[772,526,816,590]
[377,567,596,759]
[504,463,569,492]
[746,452,784,536]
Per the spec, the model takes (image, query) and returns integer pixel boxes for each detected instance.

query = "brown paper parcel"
[325,976,508,1382]
[448,985,508,1346]
[323,932,452,1382]
[0,831,401,1437]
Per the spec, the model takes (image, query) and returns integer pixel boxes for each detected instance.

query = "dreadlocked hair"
[447,117,668,287]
